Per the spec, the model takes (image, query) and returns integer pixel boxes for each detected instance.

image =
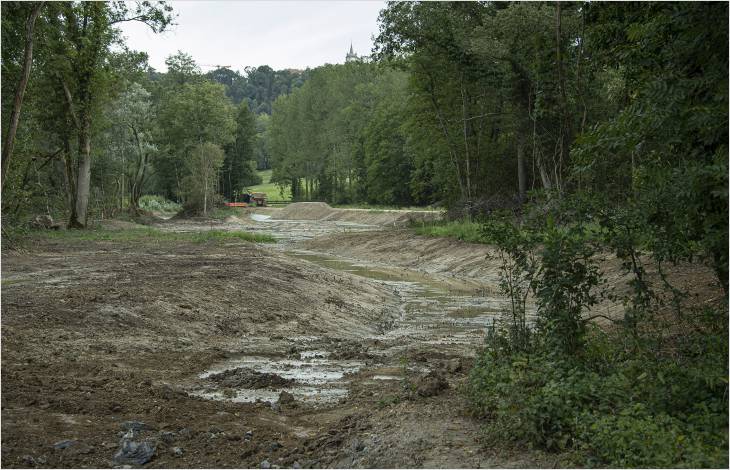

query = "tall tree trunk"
[422,68,466,201]
[71,118,92,227]
[130,153,147,212]
[62,134,79,225]
[202,144,208,215]
[555,1,569,193]
[460,75,472,202]
[517,137,527,203]
[538,156,553,191]
[129,127,147,212]
[1,2,44,191]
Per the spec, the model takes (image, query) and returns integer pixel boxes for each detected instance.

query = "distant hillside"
[205,66,310,114]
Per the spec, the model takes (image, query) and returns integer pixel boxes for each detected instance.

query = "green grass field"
[247,170,292,202]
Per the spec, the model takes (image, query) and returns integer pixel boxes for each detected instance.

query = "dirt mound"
[302,230,501,281]
[208,368,294,388]
[273,202,441,226]
[274,202,335,220]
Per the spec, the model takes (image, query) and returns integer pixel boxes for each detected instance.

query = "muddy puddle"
[191,352,363,405]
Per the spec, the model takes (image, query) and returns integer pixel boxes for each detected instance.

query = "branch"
[446,112,511,124]
[59,77,80,129]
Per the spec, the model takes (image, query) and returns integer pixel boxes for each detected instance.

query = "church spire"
[346,42,358,62]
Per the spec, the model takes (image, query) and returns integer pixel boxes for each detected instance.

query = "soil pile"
[303,230,502,281]
[273,202,441,226]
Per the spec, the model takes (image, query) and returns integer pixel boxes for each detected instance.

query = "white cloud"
[117,0,386,72]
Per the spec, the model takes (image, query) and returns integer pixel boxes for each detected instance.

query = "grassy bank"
[411,219,486,244]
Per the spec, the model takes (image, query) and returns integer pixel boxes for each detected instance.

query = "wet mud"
[1,209,560,468]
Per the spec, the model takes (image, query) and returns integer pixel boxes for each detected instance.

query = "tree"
[220,102,260,200]
[1,1,44,191]
[155,79,235,201]
[182,142,225,214]
[49,1,173,227]
[109,82,157,212]
[164,50,201,86]
[254,113,271,170]
[268,61,416,205]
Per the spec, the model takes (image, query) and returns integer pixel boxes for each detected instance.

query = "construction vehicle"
[223,190,267,208]
[251,192,268,207]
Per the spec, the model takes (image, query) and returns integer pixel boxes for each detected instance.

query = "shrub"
[468,211,728,467]
[139,195,181,213]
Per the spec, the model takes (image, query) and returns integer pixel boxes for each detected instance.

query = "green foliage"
[138,195,181,214]
[469,330,728,468]
[205,65,308,113]
[269,62,421,206]
[220,102,261,200]
[154,76,236,200]
[190,230,276,244]
[468,208,728,467]
[412,220,486,244]
[181,142,225,214]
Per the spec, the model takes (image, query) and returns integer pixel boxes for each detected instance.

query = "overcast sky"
[118,1,387,73]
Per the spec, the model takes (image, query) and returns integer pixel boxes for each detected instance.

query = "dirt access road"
[2,203,549,468]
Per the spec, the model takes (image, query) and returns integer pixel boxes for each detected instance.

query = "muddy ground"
[2,206,717,468]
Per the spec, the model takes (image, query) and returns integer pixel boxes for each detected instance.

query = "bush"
[468,328,728,467]
[467,211,728,468]
[139,195,181,213]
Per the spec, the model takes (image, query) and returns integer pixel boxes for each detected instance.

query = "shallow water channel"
[191,244,524,407]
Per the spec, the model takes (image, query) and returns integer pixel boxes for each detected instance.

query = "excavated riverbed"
[2,208,555,468]
[172,211,533,414]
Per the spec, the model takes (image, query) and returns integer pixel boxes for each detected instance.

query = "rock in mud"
[292,461,301,469]
[113,440,156,466]
[53,440,77,450]
[171,447,184,457]
[208,368,295,389]
[244,430,253,441]
[350,438,365,452]
[159,431,176,444]
[261,459,272,469]
[278,390,295,405]
[415,371,449,397]
[52,440,93,456]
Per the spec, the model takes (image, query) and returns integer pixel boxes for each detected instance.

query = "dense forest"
[270,2,728,215]
[1,1,728,467]
[1,1,305,225]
